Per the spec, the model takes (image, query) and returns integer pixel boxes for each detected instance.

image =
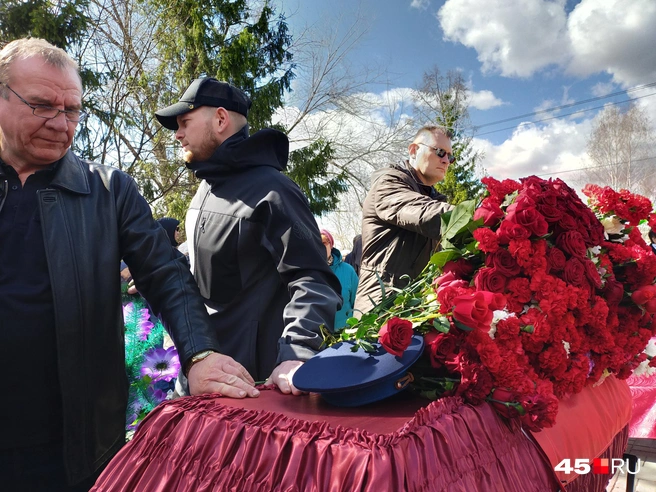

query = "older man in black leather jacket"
[0,38,258,491]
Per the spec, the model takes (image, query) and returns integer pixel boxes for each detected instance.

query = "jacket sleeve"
[372,170,453,238]
[349,268,359,309]
[255,178,342,365]
[114,173,221,366]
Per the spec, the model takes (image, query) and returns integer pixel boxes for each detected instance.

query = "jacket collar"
[49,150,91,195]
[398,159,439,197]
[0,150,90,195]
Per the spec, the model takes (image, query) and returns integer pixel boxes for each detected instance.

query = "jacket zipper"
[192,185,212,276]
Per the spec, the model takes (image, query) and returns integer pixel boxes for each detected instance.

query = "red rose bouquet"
[327,176,656,431]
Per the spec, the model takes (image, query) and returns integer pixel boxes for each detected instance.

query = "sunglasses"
[416,142,455,164]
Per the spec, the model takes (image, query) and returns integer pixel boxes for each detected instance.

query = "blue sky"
[273,0,656,185]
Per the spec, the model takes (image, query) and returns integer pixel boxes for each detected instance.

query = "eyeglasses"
[416,142,455,164]
[1,82,87,123]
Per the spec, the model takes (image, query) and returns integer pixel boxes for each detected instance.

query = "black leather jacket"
[0,150,221,484]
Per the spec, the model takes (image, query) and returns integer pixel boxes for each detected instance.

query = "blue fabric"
[330,248,359,330]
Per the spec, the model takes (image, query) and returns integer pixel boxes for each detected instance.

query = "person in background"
[157,216,181,247]
[354,125,454,315]
[344,233,362,276]
[649,229,656,255]
[155,77,342,395]
[320,229,359,330]
[0,38,257,491]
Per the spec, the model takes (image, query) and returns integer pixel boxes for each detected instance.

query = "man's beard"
[181,148,194,163]
[180,123,219,163]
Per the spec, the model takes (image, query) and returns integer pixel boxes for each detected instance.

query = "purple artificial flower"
[123,302,154,340]
[126,401,143,431]
[148,386,170,404]
[141,347,180,382]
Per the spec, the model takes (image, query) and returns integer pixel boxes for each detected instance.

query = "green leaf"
[345,317,359,327]
[501,191,518,208]
[453,319,474,332]
[440,199,476,243]
[433,317,451,333]
[406,297,422,307]
[356,339,377,353]
[430,249,461,267]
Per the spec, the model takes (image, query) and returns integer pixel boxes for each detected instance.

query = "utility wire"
[535,155,656,177]
[474,91,656,137]
[473,81,656,130]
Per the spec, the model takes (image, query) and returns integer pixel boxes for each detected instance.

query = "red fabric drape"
[531,374,632,485]
[92,382,630,492]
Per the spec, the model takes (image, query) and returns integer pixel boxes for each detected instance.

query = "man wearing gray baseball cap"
[156,78,342,395]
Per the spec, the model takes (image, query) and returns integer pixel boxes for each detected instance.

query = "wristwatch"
[185,349,217,376]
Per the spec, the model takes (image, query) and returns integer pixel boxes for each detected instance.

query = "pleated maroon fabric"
[91,387,626,492]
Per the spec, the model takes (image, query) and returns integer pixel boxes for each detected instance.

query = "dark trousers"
[0,441,101,492]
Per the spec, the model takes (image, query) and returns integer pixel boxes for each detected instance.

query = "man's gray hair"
[0,38,79,98]
[413,125,454,142]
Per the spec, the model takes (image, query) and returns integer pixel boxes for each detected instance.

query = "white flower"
[588,246,601,256]
[489,310,514,340]
[645,339,656,357]
[601,216,624,235]
[633,360,656,377]
[488,326,496,340]
[562,340,571,356]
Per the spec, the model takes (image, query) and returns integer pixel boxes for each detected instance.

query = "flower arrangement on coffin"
[326,176,656,431]
[123,296,180,434]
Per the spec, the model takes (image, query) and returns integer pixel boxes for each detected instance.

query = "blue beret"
[292,335,424,407]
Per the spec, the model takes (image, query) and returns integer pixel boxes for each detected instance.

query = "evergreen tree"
[82,0,345,218]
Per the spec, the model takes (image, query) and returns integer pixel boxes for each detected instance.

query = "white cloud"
[469,90,504,110]
[438,0,570,78]
[567,0,656,86]
[473,117,593,184]
[436,0,656,88]
[410,0,431,9]
[591,82,617,97]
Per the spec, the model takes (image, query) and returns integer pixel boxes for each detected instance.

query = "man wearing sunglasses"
[354,125,455,314]
[0,38,258,491]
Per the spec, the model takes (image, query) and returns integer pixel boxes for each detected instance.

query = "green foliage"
[285,139,348,216]
[0,0,89,49]
[434,140,484,205]
[146,0,294,133]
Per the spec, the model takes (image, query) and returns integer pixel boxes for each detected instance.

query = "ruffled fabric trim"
[93,391,561,491]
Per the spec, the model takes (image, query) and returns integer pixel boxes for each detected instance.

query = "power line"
[535,155,656,177]
[474,91,656,137]
[473,81,656,130]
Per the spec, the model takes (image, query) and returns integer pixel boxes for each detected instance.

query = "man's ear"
[213,107,231,134]
[408,142,418,159]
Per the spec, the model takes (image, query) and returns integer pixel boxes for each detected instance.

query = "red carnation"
[378,317,413,357]
[473,228,500,253]
[632,285,656,306]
